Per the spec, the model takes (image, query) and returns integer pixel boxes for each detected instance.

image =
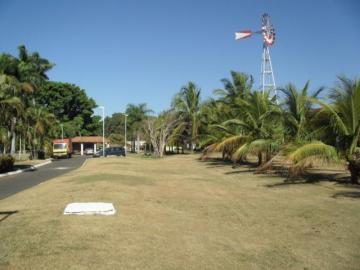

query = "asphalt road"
[0,156,86,200]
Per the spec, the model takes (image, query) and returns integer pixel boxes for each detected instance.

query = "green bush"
[0,155,15,173]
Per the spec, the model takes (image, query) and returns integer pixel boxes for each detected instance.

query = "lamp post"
[60,123,64,142]
[99,106,105,157]
[123,113,128,156]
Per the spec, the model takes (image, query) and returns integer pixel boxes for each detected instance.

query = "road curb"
[0,159,53,178]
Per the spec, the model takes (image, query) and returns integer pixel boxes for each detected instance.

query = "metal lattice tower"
[261,44,276,95]
[260,14,277,99]
[235,13,277,100]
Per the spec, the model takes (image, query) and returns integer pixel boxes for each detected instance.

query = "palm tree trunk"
[136,132,140,153]
[10,117,16,155]
[257,152,263,166]
[348,160,359,184]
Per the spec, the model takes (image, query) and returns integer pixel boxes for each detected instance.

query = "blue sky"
[0,0,359,116]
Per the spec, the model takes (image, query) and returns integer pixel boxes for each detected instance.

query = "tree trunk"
[257,152,263,166]
[348,160,359,184]
[136,132,140,153]
[10,117,16,155]
[265,151,271,162]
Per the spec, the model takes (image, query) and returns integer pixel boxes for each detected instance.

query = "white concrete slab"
[64,202,116,215]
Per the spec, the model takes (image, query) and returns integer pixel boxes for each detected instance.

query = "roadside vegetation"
[0,45,102,158]
[106,72,360,184]
[0,155,359,269]
[1,45,359,183]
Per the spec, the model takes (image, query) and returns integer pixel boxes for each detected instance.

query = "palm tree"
[289,76,360,184]
[214,71,253,104]
[0,74,27,154]
[204,90,282,165]
[227,91,282,165]
[279,82,324,142]
[23,106,57,157]
[172,82,201,151]
[125,103,152,153]
[0,45,53,154]
[17,45,54,89]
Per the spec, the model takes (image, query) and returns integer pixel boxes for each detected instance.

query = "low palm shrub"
[0,155,15,173]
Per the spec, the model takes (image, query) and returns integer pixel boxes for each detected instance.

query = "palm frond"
[214,135,248,152]
[288,141,339,164]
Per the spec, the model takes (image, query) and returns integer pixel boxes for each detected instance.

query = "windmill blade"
[235,30,252,40]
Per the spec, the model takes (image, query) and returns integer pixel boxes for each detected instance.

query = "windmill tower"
[235,13,277,99]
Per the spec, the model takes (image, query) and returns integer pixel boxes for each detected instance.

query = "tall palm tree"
[17,45,54,89]
[0,74,28,153]
[289,76,360,184]
[0,45,53,154]
[214,71,253,103]
[125,103,152,153]
[172,81,201,151]
[24,106,57,156]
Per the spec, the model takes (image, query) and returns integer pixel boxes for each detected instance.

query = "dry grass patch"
[0,155,359,269]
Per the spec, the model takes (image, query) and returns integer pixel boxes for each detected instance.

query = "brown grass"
[0,154,359,269]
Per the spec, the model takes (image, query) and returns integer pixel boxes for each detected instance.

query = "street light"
[99,106,105,157]
[122,113,128,156]
[60,123,64,142]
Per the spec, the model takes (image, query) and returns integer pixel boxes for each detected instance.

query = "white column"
[94,143,96,153]
[80,143,84,156]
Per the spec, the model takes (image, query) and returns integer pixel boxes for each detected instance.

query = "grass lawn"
[0,155,359,269]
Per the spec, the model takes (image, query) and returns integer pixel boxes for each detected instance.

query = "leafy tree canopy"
[35,81,100,137]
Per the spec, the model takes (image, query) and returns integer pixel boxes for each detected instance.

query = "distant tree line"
[105,71,360,184]
[0,45,101,156]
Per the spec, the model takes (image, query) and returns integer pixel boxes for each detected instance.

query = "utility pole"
[60,123,64,142]
[123,113,128,156]
[99,106,105,157]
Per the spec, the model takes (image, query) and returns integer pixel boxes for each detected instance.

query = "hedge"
[0,155,15,173]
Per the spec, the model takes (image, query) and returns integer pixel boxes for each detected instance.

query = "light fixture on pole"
[122,113,128,156]
[60,123,64,142]
[99,106,105,157]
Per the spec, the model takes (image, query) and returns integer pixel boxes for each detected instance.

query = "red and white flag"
[235,30,252,40]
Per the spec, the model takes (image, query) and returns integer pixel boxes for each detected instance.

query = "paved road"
[0,156,86,200]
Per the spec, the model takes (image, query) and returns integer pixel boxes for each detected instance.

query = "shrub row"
[0,155,15,173]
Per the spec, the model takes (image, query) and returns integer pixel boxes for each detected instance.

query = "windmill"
[235,13,277,99]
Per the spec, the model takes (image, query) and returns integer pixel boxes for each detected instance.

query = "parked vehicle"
[52,138,72,158]
[93,147,125,157]
[85,148,94,155]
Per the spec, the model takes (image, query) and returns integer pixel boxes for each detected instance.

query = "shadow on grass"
[198,157,256,169]
[332,191,360,199]
[264,172,355,188]
[0,210,18,223]
[198,157,359,189]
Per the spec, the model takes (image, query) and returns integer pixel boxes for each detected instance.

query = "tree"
[214,71,253,104]
[172,82,201,151]
[0,45,53,154]
[25,106,57,156]
[0,75,23,153]
[145,111,178,158]
[290,76,360,184]
[279,82,324,142]
[125,103,152,153]
[16,45,54,89]
[35,81,100,137]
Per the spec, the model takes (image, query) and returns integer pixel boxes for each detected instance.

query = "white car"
[85,148,94,155]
